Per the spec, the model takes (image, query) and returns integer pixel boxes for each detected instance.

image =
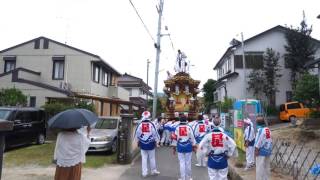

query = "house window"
[109,73,116,86]
[43,39,49,49]
[3,56,16,73]
[234,55,243,68]
[234,54,263,69]
[129,89,132,96]
[52,56,65,80]
[93,64,100,83]
[227,58,232,72]
[29,96,36,107]
[102,70,108,86]
[34,39,40,49]
[286,91,293,102]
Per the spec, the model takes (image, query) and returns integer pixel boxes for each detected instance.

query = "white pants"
[161,130,170,144]
[256,156,270,180]
[178,152,192,180]
[246,146,255,167]
[208,167,228,180]
[196,145,206,166]
[141,149,157,176]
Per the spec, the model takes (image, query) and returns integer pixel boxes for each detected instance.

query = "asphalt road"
[119,146,209,180]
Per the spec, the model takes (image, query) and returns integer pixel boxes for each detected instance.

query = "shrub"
[42,101,96,118]
[0,88,27,106]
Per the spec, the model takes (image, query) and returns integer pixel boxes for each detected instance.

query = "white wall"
[0,73,66,107]
[216,30,320,106]
[0,38,130,100]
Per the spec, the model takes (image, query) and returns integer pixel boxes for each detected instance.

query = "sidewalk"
[228,159,292,180]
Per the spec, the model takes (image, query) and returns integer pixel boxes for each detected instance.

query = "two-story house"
[213,25,320,107]
[117,73,153,109]
[0,36,136,116]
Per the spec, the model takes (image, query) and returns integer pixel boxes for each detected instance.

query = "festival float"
[163,50,201,120]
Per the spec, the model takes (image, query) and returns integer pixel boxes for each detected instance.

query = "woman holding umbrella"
[48,109,98,180]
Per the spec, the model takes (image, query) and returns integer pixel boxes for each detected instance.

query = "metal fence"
[271,138,320,180]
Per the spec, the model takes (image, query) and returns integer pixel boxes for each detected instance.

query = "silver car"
[88,116,119,153]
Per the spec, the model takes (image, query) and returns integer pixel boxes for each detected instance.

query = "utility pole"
[152,0,164,120]
[317,15,320,97]
[241,32,247,119]
[146,59,151,109]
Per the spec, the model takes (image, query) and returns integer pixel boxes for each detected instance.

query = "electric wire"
[128,0,156,43]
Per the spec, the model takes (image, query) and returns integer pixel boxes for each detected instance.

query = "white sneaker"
[195,163,201,167]
[142,174,148,178]
[151,170,160,175]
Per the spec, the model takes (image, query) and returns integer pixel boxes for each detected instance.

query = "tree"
[262,48,282,106]
[0,88,27,106]
[202,79,216,113]
[147,98,164,117]
[284,13,317,88]
[247,69,264,99]
[247,48,282,107]
[293,73,319,107]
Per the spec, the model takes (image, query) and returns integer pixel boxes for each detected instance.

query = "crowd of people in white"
[134,111,273,180]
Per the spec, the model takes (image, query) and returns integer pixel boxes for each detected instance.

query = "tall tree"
[202,79,216,113]
[247,48,282,107]
[262,48,282,106]
[247,69,264,99]
[284,13,317,88]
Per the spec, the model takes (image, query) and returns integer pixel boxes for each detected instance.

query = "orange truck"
[279,101,311,121]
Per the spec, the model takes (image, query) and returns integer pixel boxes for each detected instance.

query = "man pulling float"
[199,118,236,180]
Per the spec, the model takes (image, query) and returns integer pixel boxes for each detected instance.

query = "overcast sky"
[1,0,320,94]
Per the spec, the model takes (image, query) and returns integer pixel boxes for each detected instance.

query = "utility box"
[117,114,134,164]
[0,119,14,179]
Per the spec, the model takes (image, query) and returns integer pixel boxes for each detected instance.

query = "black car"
[0,107,46,150]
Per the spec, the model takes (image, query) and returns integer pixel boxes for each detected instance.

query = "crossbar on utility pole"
[152,0,164,120]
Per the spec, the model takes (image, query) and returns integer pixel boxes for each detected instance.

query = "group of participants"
[134,111,272,180]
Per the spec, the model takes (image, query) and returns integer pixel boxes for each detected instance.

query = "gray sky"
[1,0,320,93]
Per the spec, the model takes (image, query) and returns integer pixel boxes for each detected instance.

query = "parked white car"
[88,116,120,153]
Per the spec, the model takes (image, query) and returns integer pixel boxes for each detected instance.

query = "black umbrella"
[48,108,98,129]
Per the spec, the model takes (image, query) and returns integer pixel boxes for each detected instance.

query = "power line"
[128,0,156,43]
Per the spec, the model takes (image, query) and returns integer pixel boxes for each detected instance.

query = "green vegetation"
[202,79,216,113]
[247,48,282,107]
[217,97,235,113]
[42,101,96,117]
[0,88,27,106]
[293,73,319,107]
[4,143,117,168]
[147,98,165,117]
[284,14,317,88]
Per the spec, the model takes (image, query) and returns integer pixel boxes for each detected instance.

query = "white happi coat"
[134,120,160,150]
[199,129,236,169]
